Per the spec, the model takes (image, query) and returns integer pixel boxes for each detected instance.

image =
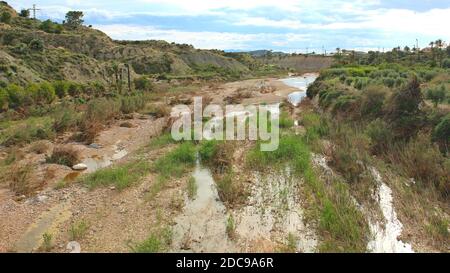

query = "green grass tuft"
[82,160,150,190]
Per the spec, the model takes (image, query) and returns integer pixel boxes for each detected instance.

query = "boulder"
[72,163,88,171]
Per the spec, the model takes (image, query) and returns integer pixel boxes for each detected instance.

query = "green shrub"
[365,119,394,155]
[42,233,53,252]
[39,20,63,34]
[19,9,30,18]
[52,81,68,98]
[89,81,106,97]
[388,134,449,197]
[443,59,450,69]
[0,88,8,111]
[132,228,172,253]
[153,142,196,179]
[2,121,55,146]
[199,141,234,173]
[433,113,450,150]
[120,95,146,114]
[69,220,88,241]
[46,146,80,167]
[329,126,370,184]
[0,11,12,24]
[385,76,424,140]
[134,76,153,91]
[33,83,56,105]
[199,140,218,162]
[29,39,44,51]
[6,84,32,108]
[226,214,236,239]
[67,83,81,97]
[187,176,197,200]
[318,182,369,253]
[332,94,360,117]
[52,105,79,133]
[83,98,121,124]
[426,85,446,107]
[360,85,387,119]
[279,111,294,129]
[302,112,329,144]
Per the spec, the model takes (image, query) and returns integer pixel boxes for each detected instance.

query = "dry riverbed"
[1,75,444,253]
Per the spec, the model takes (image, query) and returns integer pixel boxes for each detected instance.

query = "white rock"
[72,163,88,171]
[67,241,81,253]
[37,195,48,202]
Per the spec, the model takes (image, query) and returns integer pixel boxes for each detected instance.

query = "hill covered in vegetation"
[0,1,287,87]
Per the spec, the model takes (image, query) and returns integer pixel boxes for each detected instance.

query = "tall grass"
[153,142,196,179]
[132,228,172,253]
[147,142,197,199]
[82,160,151,190]
[246,134,310,174]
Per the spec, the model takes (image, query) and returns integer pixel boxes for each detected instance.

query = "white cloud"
[316,8,450,37]
[234,17,304,29]
[96,24,311,50]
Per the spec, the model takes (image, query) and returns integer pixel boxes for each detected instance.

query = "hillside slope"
[0,2,252,85]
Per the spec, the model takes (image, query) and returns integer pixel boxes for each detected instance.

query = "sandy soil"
[2,75,444,253]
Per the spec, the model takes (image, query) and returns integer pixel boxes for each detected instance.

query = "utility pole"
[28,4,41,20]
[416,39,420,61]
[125,63,131,93]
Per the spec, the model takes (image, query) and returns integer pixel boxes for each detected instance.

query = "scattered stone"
[37,195,48,202]
[16,195,27,201]
[120,122,135,128]
[66,241,81,253]
[109,186,116,190]
[89,143,101,149]
[72,163,88,171]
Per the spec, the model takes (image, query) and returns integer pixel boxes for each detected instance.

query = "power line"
[28,4,41,20]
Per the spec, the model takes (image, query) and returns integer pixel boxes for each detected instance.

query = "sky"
[9,0,450,52]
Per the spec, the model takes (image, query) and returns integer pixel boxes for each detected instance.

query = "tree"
[0,11,12,24]
[65,11,84,29]
[39,20,63,34]
[19,9,30,18]
[443,58,450,68]
[432,113,450,151]
[426,85,446,107]
[385,75,424,139]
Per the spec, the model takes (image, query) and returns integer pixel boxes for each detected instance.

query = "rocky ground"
[0,76,446,253]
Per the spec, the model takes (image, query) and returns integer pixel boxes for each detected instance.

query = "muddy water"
[81,145,128,173]
[281,73,318,106]
[171,159,236,252]
[236,169,317,253]
[202,106,279,140]
[368,168,414,253]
